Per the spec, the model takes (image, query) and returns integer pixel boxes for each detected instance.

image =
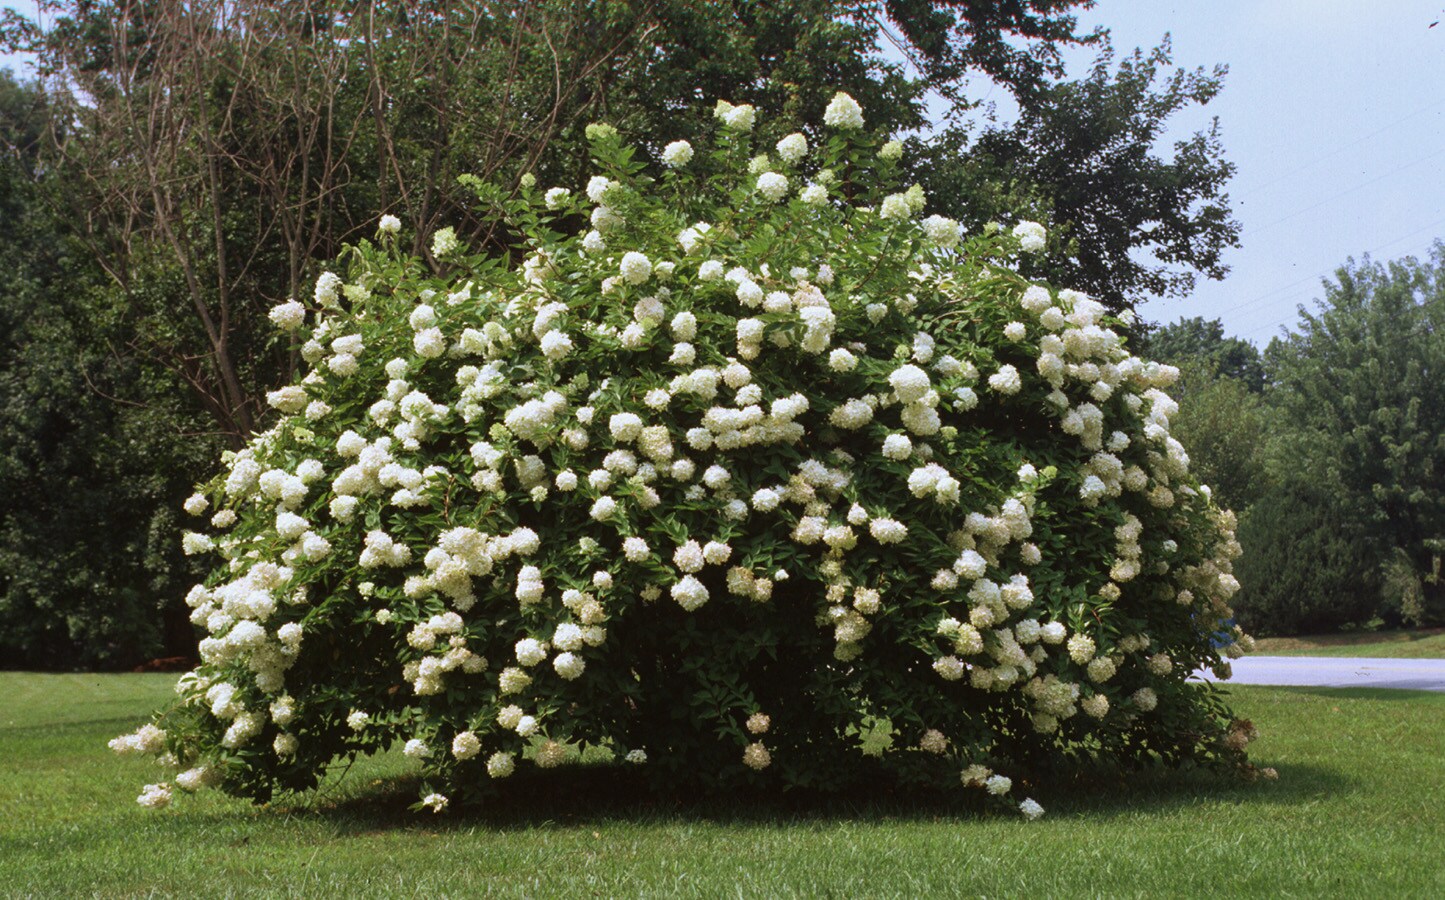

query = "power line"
[1244,145,1445,237]
[1210,214,1445,325]
[1231,97,1445,202]
[1235,230,1445,341]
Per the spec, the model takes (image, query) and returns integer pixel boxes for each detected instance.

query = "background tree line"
[3,0,1341,668]
[1144,247,1445,635]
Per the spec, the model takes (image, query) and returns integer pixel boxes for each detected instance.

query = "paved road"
[1197,656,1445,692]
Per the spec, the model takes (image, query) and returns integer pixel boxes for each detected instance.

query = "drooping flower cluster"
[118,92,1257,819]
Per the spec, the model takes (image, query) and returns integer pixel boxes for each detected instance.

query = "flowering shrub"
[113,95,1260,818]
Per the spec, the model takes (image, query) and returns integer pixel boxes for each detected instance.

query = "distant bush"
[1232,480,1382,635]
[1234,248,1445,635]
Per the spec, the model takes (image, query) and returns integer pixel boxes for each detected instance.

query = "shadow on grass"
[1034,761,1347,820]
[251,755,1349,835]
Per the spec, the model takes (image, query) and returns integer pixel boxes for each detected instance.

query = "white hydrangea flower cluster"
[823,92,864,129]
[661,140,693,168]
[115,94,1255,820]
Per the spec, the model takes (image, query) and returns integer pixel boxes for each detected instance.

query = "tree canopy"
[0,0,1249,667]
[914,39,1239,313]
[1234,247,1445,631]
[1143,316,1264,391]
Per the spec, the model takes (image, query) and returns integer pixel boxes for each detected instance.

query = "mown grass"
[1251,627,1445,658]
[2,673,1442,897]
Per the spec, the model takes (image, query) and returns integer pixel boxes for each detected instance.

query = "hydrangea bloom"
[268,300,306,331]
[715,100,756,133]
[662,140,694,168]
[620,251,652,285]
[776,133,808,164]
[756,172,789,202]
[824,92,864,129]
[1013,221,1046,253]
[430,227,458,257]
[137,783,172,809]
[923,215,961,248]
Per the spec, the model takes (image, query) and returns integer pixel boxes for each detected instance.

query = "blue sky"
[1042,1,1445,342]
[5,1,1442,343]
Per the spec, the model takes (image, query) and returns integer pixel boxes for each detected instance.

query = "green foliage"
[1138,263,1445,637]
[1234,247,1445,633]
[1144,316,1264,391]
[913,38,1240,312]
[0,70,215,668]
[1232,478,1381,635]
[1,1,1246,668]
[885,0,1102,101]
[1162,363,1268,513]
[1380,547,1432,627]
[599,1,929,143]
[112,102,1254,817]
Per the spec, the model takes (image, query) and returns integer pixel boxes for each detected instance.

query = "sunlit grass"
[1251,628,1445,658]
[2,673,1441,897]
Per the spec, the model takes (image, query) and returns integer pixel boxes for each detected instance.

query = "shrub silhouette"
[114,96,1256,818]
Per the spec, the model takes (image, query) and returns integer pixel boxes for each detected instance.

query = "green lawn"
[2,673,1442,897]
[1251,628,1445,658]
